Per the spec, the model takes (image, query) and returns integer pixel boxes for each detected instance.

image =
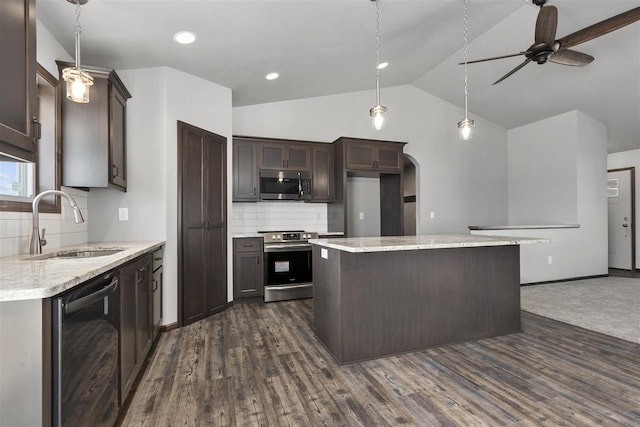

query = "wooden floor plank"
[120,300,640,426]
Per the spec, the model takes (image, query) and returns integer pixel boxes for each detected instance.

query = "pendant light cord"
[463,0,469,119]
[74,0,83,69]
[375,0,381,106]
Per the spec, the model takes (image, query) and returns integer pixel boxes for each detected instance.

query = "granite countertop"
[309,234,549,253]
[469,224,580,230]
[0,241,165,302]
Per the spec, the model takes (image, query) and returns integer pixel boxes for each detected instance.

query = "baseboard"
[522,274,609,286]
[160,322,178,333]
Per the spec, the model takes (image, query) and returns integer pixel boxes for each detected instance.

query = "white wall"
[481,110,608,283]
[608,149,640,268]
[233,85,509,234]
[347,177,381,237]
[88,67,233,326]
[508,111,578,224]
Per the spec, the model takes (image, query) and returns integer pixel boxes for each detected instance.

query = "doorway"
[403,154,417,236]
[177,121,227,326]
[607,167,635,271]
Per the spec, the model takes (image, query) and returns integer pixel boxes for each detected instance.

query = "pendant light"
[457,0,475,140]
[370,0,387,131]
[61,0,93,103]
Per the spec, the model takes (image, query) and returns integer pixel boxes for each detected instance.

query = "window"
[0,64,61,213]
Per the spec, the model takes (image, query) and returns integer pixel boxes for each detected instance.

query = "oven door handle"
[264,244,312,252]
[266,283,312,291]
[64,277,118,315]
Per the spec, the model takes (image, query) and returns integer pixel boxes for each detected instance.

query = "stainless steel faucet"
[30,190,85,254]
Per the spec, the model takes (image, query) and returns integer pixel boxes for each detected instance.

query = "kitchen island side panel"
[312,246,343,360]
[316,245,521,363]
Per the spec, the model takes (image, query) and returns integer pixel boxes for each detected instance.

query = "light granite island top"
[309,233,549,253]
[0,241,165,302]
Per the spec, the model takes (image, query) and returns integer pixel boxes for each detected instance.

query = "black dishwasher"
[52,272,120,427]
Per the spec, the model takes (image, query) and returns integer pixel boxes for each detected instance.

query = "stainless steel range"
[259,230,318,302]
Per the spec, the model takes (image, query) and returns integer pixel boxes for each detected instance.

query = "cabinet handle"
[152,278,158,291]
[112,164,119,179]
[31,117,41,141]
[253,187,256,196]
[257,257,260,265]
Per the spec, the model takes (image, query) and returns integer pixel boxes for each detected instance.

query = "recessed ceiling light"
[376,62,389,70]
[265,72,280,80]
[173,31,197,45]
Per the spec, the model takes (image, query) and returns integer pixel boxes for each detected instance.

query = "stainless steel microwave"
[259,170,312,201]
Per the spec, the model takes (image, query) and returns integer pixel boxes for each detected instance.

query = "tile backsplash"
[231,201,328,234]
[0,187,89,257]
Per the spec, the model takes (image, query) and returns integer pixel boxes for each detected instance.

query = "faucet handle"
[40,228,47,247]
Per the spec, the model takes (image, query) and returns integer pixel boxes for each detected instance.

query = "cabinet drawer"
[234,237,263,253]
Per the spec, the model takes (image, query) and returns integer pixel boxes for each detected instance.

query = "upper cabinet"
[0,0,37,159]
[311,144,334,202]
[232,137,258,201]
[340,137,404,173]
[57,61,131,191]
[258,142,311,171]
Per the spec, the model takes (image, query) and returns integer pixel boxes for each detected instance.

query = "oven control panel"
[261,231,318,243]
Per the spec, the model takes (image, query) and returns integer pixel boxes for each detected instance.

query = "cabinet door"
[259,143,286,169]
[119,263,138,404]
[152,267,162,340]
[345,143,376,170]
[0,0,36,155]
[233,251,263,298]
[232,140,258,201]
[109,87,127,190]
[376,144,403,172]
[135,256,152,365]
[312,146,334,201]
[286,145,311,171]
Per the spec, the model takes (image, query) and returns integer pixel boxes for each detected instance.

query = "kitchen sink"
[24,248,124,260]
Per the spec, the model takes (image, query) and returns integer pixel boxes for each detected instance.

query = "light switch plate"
[321,248,328,259]
[359,212,364,220]
[119,208,129,221]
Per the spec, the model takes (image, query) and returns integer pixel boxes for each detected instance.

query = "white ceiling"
[37,0,640,153]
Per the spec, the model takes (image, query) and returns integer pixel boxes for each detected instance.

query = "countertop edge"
[0,241,165,302]
[469,224,580,230]
[309,235,550,253]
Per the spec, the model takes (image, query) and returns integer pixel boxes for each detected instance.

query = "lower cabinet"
[119,253,153,405]
[233,237,264,299]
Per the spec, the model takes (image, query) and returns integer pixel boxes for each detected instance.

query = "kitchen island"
[310,234,548,364]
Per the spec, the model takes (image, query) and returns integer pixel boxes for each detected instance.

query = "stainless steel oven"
[261,231,318,302]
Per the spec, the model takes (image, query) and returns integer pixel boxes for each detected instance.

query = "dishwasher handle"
[64,277,118,315]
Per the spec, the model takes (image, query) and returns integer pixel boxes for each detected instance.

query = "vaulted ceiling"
[37,0,640,153]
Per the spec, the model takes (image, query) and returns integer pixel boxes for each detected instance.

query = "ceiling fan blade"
[461,52,527,65]
[535,5,558,44]
[492,58,533,85]
[549,49,594,66]
[558,6,640,50]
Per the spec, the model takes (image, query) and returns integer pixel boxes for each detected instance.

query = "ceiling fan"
[462,0,640,85]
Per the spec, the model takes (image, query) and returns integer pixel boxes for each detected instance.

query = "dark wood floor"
[609,268,640,278]
[121,300,640,426]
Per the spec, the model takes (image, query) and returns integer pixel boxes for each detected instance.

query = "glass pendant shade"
[370,104,388,130]
[62,68,93,103]
[458,118,475,140]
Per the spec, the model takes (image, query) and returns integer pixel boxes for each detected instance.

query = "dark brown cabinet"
[151,249,163,341]
[311,144,334,202]
[259,142,311,171]
[0,0,37,159]
[119,253,152,405]
[57,61,131,191]
[343,138,403,173]
[179,122,227,326]
[232,138,258,201]
[233,237,264,298]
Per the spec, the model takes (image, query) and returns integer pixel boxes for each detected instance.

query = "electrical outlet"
[430,211,435,219]
[359,212,364,220]
[118,208,129,221]
[547,255,553,264]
